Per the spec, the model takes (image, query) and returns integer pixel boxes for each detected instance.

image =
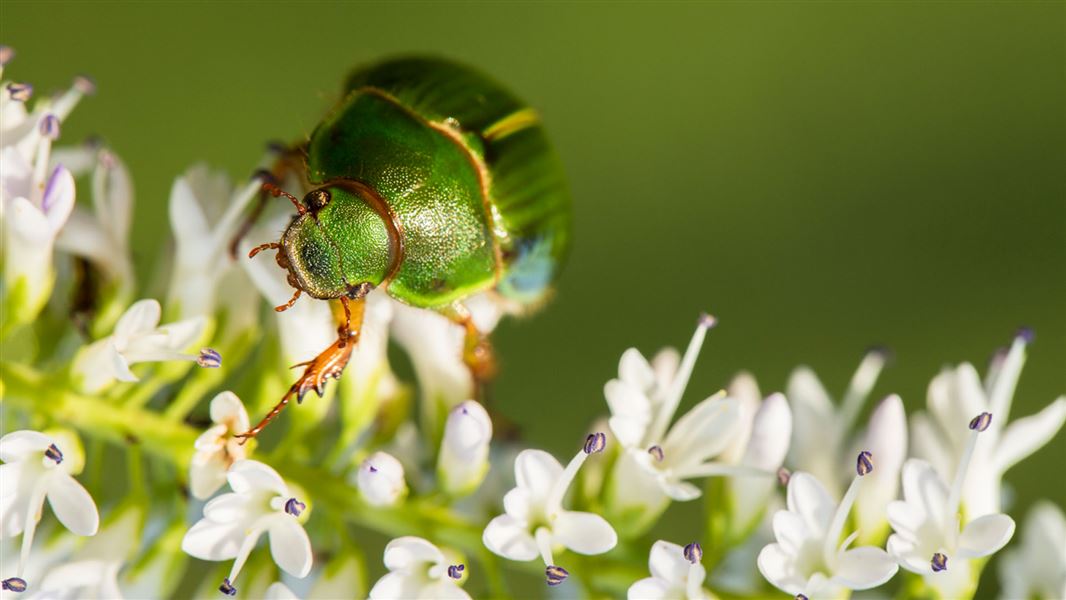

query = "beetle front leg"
[228,142,309,258]
[236,297,364,442]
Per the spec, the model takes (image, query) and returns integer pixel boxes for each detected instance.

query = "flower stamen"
[545,564,569,586]
[44,444,63,464]
[646,313,716,443]
[823,451,871,566]
[284,497,305,517]
[218,578,237,596]
[6,82,32,102]
[2,577,27,593]
[197,348,222,369]
[447,564,465,580]
[648,445,664,462]
[931,552,948,572]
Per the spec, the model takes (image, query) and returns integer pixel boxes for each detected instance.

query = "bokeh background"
[4,1,1064,595]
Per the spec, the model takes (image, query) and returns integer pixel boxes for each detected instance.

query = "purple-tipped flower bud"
[218,579,237,596]
[777,467,792,486]
[683,542,703,564]
[584,432,606,454]
[856,450,873,476]
[545,565,569,586]
[2,577,27,593]
[698,312,718,329]
[969,412,992,432]
[7,82,32,102]
[39,114,60,140]
[284,497,305,517]
[931,552,948,572]
[1016,326,1035,344]
[447,564,465,580]
[197,348,222,369]
[0,46,14,66]
[648,445,665,462]
[795,595,809,600]
[44,443,63,464]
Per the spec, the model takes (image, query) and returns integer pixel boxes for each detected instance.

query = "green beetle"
[239,57,571,439]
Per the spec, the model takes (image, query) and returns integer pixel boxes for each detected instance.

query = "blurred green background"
[4,0,1063,589]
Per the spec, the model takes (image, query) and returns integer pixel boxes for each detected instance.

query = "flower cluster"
[2,49,1063,600]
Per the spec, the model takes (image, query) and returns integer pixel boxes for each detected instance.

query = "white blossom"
[369,536,470,599]
[54,147,134,287]
[356,452,407,507]
[168,165,262,320]
[605,315,770,509]
[32,506,143,600]
[181,460,312,595]
[757,455,898,599]
[71,298,213,392]
[888,414,1016,599]
[264,581,300,600]
[189,391,251,500]
[482,435,617,585]
[628,540,711,600]
[998,500,1066,600]
[911,331,1066,518]
[0,430,99,592]
[437,400,493,496]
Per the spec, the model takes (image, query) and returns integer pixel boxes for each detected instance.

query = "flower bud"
[437,401,492,496]
[357,451,407,507]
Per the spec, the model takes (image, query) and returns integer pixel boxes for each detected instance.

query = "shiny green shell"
[290,57,571,309]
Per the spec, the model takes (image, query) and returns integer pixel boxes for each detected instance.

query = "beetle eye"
[305,189,331,211]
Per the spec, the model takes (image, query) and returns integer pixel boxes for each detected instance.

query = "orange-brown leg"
[227,143,308,258]
[235,297,365,442]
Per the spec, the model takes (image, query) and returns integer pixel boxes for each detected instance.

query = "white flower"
[911,331,1066,518]
[786,349,890,498]
[998,500,1066,600]
[482,435,617,585]
[181,459,312,595]
[264,581,300,600]
[168,165,262,320]
[189,392,251,500]
[0,430,99,592]
[54,147,134,287]
[437,401,492,496]
[369,536,470,599]
[356,452,407,507]
[757,454,899,599]
[605,315,769,506]
[33,506,143,600]
[71,298,213,392]
[628,540,711,600]
[888,413,1015,599]
[1,128,75,327]
[718,373,793,539]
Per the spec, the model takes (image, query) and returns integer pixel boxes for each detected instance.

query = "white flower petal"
[661,396,738,468]
[993,397,1066,473]
[757,543,804,595]
[958,513,1015,558]
[857,395,907,537]
[772,511,809,555]
[419,580,471,600]
[357,451,407,507]
[832,546,898,590]
[619,348,657,391]
[0,430,53,461]
[168,175,211,240]
[369,572,421,600]
[659,478,702,501]
[110,342,137,381]
[227,460,288,496]
[647,540,688,584]
[482,515,538,561]
[886,533,932,574]
[383,536,445,572]
[0,462,31,537]
[513,449,563,499]
[210,391,250,431]
[786,472,835,536]
[113,299,162,341]
[900,459,948,530]
[269,516,313,577]
[46,472,99,535]
[41,165,75,234]
[189,449,229,500]
[202,492,256,522]
[551,510,617,555]
[627,577,672,600]
[909,412,953,483]
[264,582,300,600]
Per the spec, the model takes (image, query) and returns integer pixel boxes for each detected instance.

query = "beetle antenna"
[275,288,301,312]
[262,182,306,215]
[248,242,281,258]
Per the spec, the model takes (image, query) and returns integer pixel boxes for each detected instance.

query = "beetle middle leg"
[438,302,498,389]
[235,297,364,442]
